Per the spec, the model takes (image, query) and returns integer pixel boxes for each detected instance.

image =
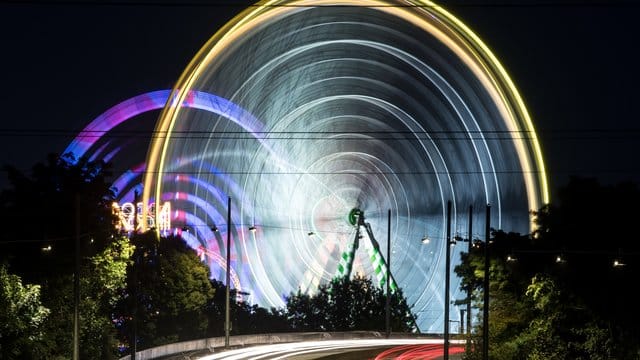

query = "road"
[194,339,465,359]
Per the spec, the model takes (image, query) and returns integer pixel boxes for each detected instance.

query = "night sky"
[1,0,638,197]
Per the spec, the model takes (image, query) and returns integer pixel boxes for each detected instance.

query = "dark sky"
[1,0,639,197]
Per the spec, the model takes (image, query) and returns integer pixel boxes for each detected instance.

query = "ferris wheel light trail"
[64,89,266,161]
[56,0,548,333]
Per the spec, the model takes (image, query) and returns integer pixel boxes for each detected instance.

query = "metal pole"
[467,205,472,338]
[73,193,80,360]
[444,200,452,360]
[483,204,491,360]
[385,209,391,338]
[131,191,139,360]
[131,254,137,360]
[225,197,231,348]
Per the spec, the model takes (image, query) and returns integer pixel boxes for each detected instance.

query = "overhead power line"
[1,0,639,7]
[3,168,640,177]
[1,128,640,141]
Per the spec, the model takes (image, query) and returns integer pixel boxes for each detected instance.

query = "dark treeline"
[456,177,640,359]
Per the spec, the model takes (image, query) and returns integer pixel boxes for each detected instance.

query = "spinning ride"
[93,1,545,332]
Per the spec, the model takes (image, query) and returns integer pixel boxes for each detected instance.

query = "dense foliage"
[0,154,132,359]
[455,177,640,359]
[115,232,215,350]
[286,275,417,333]
[205,279,289,337]
[0,264,50,359]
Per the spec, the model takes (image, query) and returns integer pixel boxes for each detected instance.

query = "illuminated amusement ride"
[64,0,548,333]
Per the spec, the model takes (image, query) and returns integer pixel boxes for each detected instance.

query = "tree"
[205,279,288,336]
[30,236,133,360]
[532,177,640,358]
[0,264,50,359]
[520,275,611,360]
[116,232,215,352]
[0,153,131,359]
[455,229,616,359]
[1,153,117,279]
[285,286,329,331]
[285,275,417,333]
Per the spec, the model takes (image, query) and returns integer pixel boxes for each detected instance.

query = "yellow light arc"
[142,0,549,232]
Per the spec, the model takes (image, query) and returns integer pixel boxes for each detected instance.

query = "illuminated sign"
[112,202,171,232]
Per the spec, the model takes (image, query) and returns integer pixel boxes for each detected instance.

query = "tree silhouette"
[115,232,214,352]
[0,153,131,359]
[455,177,640,359]
[286,275,416,333]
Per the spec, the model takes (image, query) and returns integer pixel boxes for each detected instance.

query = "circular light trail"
[64,90,264,297]
[139,0,548,332]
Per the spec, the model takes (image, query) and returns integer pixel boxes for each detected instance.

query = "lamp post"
[483,204,490,360]
[444,200,452,360]
[225,196,231,349]
[73,193,80,360]
[466,206,472,339]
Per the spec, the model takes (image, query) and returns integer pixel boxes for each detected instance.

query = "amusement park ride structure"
[339,208,420,333]
[338,208,397,292]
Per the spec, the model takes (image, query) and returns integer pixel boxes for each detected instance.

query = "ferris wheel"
[68,0,547,333]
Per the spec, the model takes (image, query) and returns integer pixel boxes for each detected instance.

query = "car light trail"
[196,339,461,360]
